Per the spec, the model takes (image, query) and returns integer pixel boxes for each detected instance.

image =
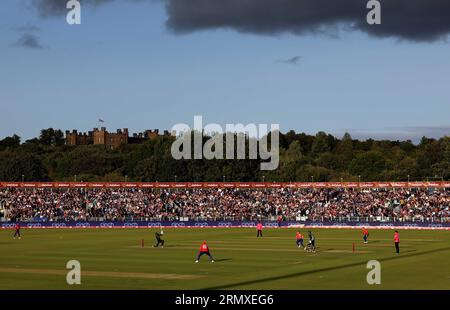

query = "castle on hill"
[65,127,173,149]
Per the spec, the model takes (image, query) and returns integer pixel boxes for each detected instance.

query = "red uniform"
[256,223,263,237]
[394,231,400,254]
[296,232,304,248]
[362,227,369,243]
[394,232,400,243]
[199,243,209,253]
[196,242,214,262]
[13,223,21,238]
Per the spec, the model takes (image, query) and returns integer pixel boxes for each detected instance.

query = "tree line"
[0,128,448,182]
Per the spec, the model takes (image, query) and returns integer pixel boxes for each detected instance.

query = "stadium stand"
[0,184,448,222]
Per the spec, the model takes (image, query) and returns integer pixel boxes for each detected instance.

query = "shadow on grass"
[396,249,417,255]
[214,258,233,262]
[202,246,450,290]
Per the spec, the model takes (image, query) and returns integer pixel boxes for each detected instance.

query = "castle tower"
[93,127,107,145]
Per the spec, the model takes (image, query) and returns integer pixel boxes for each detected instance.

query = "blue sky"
[1,0,449,142]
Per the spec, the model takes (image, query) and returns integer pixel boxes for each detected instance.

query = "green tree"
[39,128,65,146]
[349,151,387,181]
[311,131,335,156]
[0,151,47,181]
[0,135,21,148]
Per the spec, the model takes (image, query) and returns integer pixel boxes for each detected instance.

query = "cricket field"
[0,228,449,289]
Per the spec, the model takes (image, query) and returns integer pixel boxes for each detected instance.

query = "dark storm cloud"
[12,33,44,49]
[164,0,450,42]
[31,0,114,17]
[30,0,450,42]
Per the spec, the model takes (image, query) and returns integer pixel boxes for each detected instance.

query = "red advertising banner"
[0,181,448,189]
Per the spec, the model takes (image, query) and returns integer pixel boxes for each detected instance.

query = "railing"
[1,181,449,189]
[2,215,448,223]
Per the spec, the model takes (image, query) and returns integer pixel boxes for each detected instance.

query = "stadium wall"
[1,221,449,230]
[1,181,449,189]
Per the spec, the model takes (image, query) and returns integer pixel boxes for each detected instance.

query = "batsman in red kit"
[195,241,214,263]
[13,223,21,239]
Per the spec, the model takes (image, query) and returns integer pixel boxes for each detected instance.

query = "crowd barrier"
[1,221,449,230]
[0,181,449,189]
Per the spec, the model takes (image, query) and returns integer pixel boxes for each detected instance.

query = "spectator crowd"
[0,187,448,222]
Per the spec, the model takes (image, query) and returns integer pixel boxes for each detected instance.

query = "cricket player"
[306,230,316,251]
[362,227,369,244]
[296,231,304,248]
[153,230,164,248]
[256,222,263,237]
[394,230,400,254]
[13,223,21,239]
[195,241,214,263]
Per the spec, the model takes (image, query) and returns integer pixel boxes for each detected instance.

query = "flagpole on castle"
[98,118,105,129]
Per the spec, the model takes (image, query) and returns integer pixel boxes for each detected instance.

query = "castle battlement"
[66,127,172,149]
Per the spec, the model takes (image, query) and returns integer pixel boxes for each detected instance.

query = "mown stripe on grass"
[0,268,204,280]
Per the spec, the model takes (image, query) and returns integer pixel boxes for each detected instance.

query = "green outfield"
[0,228,449,290]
